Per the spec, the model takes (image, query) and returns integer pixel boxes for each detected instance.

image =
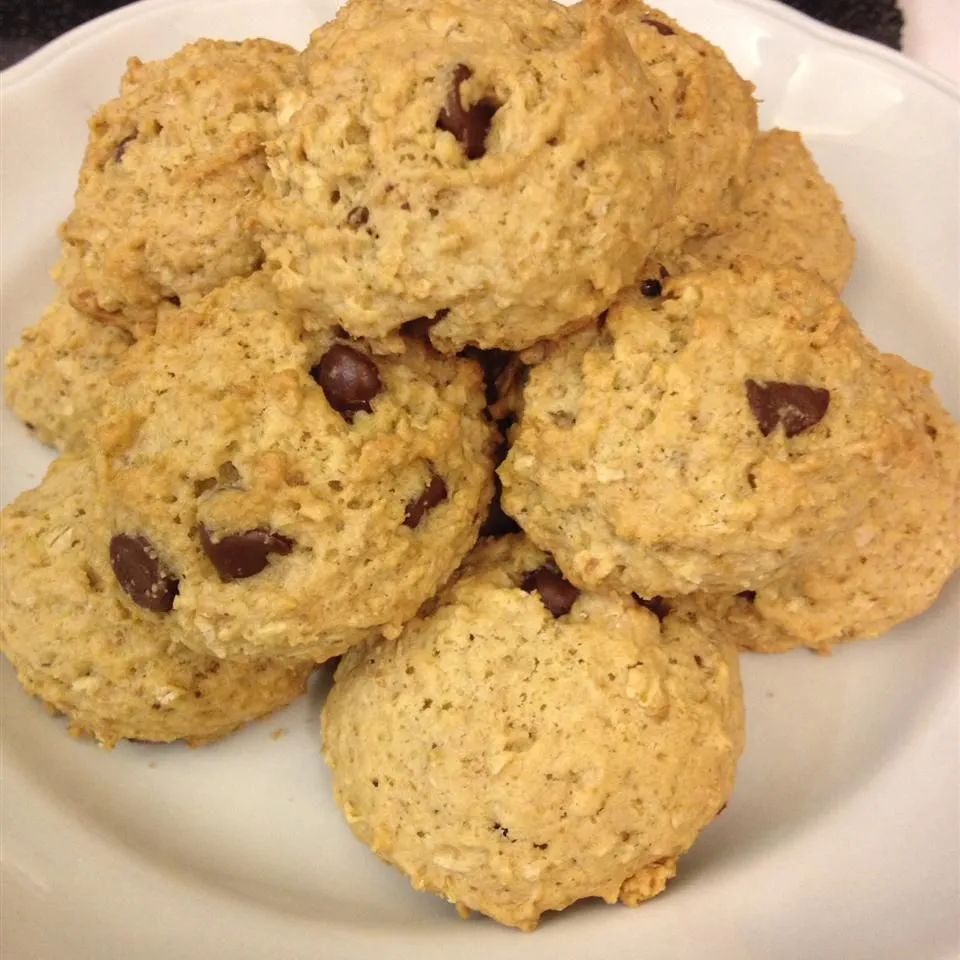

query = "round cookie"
[95,274,495,661]
[4,292,133,452]
[689,354,960,653]
[500,264,916,596]
[322,535,744,931]
[596,0,757,252]
[261,0,674,352]
[0,456,312,748]
[671,129,856,292]
[60,38,301,334]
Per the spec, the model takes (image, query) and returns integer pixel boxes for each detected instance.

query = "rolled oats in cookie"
[671,129,856,291]
[261,0,674,352]
[689,354,960,653]
[0,456,311,748]
[4,292,133,452]
[60,38,301,334]
[500,264,915,597]
[94,274,495,661]
[322,536,743,931]
[596,0,757,252]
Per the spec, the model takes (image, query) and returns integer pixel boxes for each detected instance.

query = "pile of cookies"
[2,0,957,932]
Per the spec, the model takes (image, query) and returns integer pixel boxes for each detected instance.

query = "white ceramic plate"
[2,1,958,957]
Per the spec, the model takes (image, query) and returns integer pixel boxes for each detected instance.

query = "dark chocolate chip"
[403,473,448,529]
[109,534,179,612]
[346,206,369,228]
[642,17,676,35]
[736,590,757,603]
[745,379,830,438]
[114,133,137,162]
[522,564,579,617]
[437,63,500,160]
[165,295,181,307]
[633,594,671,621]
[640,278,663,298]
[198,526,293,581]
[311,344,382,421]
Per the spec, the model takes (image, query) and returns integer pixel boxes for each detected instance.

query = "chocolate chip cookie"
[60,38,301,334]
[95,274,495,661]
[597,0,757,253]
[689,354,959,652]
[0,456,312,748]
[4,292,133,451]
[261,0,674,352]
[322,535,743,930]
[671,129,856,291]
[500,264,915,596]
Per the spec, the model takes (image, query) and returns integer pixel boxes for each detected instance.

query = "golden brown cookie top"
[501,263,917,596]
[262,0,674,352]
[323,535,743,930]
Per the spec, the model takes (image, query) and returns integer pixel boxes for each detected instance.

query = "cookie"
[261,0,674,352]
[597,0,757,252]
[94,274,495,661]
[0,456,312,748]
[3,292,133,451]
[689,354,960,652]
[500,264,914,596]
[60,38,301,334]
[322,535,743,930]
[672,129,855,291]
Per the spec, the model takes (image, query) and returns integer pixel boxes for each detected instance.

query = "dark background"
[0,0,903,70]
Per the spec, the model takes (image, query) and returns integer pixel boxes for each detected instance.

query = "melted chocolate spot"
[522,564,579,617]
[745,379,830,438]
[312,345,382,421]
[437,64,500,160]
[403,473,448,528]
[109,534,179,612]
[198,526,293,581]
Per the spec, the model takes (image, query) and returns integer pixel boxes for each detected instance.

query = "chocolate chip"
[346,206,369,228]
[640,278,662,298]
[403,473,447,528]
[745,379,830,438]
[198,526,293,581]
[736,590,757,603]
[522,564,579,617]
[165,295,181,307]
[114,133,137,162]
[642,17,676,35]
[633,594,671,621]
[437,64,500,160]
[109,534,179,612]
[311,345,382,421]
